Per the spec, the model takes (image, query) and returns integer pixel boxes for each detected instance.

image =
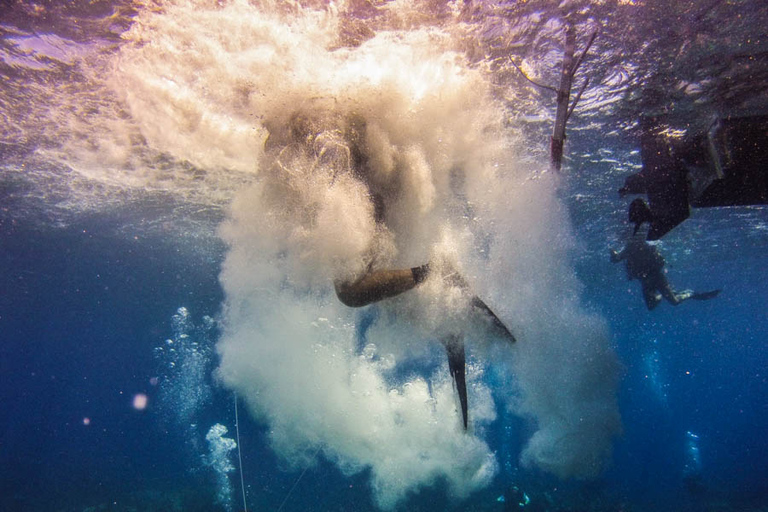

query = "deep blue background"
[0,212,224,510]
[2,181,766,512]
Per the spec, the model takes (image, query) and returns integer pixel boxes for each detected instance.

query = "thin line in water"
[234,392,248,512]
[276,444,322,512]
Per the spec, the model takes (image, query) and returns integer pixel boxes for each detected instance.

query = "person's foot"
[691,289,721,300]
[411,263,431,284]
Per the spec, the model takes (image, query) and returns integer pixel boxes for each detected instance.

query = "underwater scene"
[1,1,766,511]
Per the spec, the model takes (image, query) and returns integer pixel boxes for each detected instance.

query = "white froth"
[106,1,621,508]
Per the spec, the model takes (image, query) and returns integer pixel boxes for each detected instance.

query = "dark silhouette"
[611,200,720,310]
[619,115,768,240]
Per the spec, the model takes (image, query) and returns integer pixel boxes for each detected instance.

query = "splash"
[205,423,238,512]
[114,1,621,508]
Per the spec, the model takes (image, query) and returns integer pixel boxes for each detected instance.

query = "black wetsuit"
[611,234,720,310]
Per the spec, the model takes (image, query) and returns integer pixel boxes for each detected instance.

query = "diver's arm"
[335,265,430,308]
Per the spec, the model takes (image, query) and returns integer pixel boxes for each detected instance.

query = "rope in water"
[234,392,248,512]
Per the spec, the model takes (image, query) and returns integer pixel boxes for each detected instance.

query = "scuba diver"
[610,199,721,310]
[265,107,516,431]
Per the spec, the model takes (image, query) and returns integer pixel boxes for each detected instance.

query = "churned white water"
[25,1,622,508]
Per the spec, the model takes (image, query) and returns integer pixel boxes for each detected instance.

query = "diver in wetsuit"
[265,108,515,431]
[610,199,721,310]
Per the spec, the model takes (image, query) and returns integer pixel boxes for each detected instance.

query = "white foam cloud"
[110,1,621,507]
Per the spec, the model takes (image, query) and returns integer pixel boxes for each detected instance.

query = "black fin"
[443,337,468,431]
[470,296,516,343]
[691,289,721,300]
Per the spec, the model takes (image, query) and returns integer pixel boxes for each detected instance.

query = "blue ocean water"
[1,1,767,511]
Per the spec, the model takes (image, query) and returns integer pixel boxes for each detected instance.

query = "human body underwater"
[610,199,722,310]
[211,13,620,504]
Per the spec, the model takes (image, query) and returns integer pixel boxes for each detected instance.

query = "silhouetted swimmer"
[610,199,721,310]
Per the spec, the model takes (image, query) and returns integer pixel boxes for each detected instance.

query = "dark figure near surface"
[619,114,768,240]
[611,199,721,310]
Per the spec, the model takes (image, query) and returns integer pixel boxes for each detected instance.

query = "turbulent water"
[1,1,767,511]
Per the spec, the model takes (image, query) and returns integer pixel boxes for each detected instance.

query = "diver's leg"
[335,264,429,307]
[641,281,662,310]
[660,282,692,306]
[661,282,720,305]
[644,271,688,306]
[442,335,468,431]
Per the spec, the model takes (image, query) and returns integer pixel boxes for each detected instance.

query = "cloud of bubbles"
[113,1,621,508]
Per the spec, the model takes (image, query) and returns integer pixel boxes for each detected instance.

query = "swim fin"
[691,289,721,300]
[440,264,516,343]
[443,337,468,431]
[470,296,516,343]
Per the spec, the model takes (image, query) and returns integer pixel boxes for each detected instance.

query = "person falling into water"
[610,198,721,310]
[264,108,516,431]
